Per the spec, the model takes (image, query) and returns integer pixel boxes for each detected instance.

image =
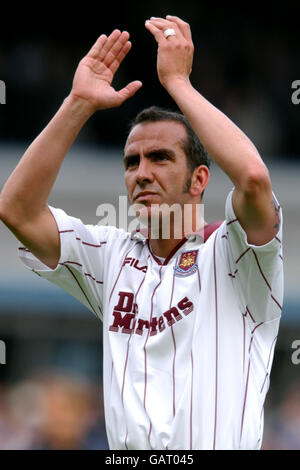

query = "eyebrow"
[123,148,176,165]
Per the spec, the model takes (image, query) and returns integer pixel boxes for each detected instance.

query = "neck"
[149,237,184,259]
[148,203,205,258]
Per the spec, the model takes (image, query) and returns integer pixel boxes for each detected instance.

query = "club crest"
[174,250,198,277]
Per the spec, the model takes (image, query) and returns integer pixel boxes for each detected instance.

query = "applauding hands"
[71,30,143,112]
[70,15,194,112]
[145,15,194,89]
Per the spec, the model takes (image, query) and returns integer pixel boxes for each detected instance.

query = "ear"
[189,165,210,198]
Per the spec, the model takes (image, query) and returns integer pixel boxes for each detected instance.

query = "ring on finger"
[163,28,176,39]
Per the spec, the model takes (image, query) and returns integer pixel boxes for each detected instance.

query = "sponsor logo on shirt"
[122,257,148,273]
[109,291,194,336]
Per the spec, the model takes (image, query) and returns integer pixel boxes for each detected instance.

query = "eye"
[151,152,169,161]
[124,156,139,169]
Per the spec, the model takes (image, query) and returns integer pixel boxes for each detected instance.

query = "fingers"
[87,34,108,59]
[166,15,192,41]
[88,16,191,64]
[109,40,132,75]
[146,17,182,41]
[101,30,130,67]
[145,16,192,42]
[87,30,131,67]
[145,20,164,43]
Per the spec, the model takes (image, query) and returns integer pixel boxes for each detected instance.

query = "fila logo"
[109,291,194,336]
[122,257,147,273]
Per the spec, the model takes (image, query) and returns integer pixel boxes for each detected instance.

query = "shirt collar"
[130,221,223,243]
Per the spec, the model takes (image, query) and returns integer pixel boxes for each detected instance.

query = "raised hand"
[145,15,194,89]
[71,30,142,112]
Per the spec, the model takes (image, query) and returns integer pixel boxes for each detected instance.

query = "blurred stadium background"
[0,1,299,450]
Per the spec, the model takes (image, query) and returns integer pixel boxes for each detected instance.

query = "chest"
[105,245,211,338]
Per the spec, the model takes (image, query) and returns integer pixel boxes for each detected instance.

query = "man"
[0,16,283,450]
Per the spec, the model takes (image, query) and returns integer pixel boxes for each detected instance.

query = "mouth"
[133,191,159,202]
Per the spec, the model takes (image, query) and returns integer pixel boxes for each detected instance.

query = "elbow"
[0,197,18,229]
[0,198,7,223]
[241,163,271,198]
[0,201,11,227]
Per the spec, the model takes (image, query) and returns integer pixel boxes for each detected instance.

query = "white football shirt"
[18,190,284,450]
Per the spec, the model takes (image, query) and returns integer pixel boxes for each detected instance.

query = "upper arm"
[16,208,128,320]
[2,206,60,269]
[224,189,283,323]
[232,168,280,246]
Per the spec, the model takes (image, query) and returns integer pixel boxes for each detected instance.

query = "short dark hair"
[128,106,211,172]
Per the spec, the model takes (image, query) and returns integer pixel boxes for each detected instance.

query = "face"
[124,121,193,217]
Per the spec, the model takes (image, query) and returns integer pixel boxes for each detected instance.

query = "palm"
[73,57,116,108]
[71,30,142,110]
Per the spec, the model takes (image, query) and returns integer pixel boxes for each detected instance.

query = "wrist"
[162,76,192,95]
[64,93,97,120]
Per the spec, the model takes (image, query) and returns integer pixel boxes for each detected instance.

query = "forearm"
[0,94,94,225]
[166,79,269,190]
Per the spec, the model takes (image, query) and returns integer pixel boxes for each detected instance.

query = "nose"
[135,157,154,186]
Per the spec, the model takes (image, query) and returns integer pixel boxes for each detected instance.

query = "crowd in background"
[263,381,300,450]
[0,372,108,450]
[0,371,299,449]
[0,4,299,158]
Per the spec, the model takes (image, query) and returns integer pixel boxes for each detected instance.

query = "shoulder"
[204,220,224,242]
